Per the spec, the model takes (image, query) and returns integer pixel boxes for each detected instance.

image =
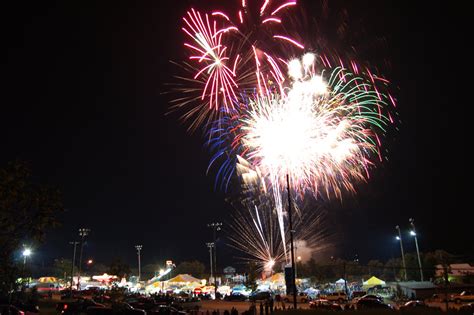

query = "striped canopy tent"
[92,273,118,283]
[38,277,58,283]
[180,281,202,291]
[269,273,285,284]
[167,274,201,284]
[363,276,386,288]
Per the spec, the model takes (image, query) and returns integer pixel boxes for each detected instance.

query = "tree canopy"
[0,161,64,294]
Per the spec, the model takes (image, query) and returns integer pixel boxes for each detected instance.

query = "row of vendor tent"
[335,276,386,288]
[146,274,205,293]
[260,273,386,289]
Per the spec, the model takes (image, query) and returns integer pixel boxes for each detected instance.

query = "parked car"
[87,306,146,315]
[356,294,384,302]
[281,293,310,303]
[224,293,248,302]
[149,305,188,315]
[249,291,272,302]
[127,297,159,313]
[425,293,446,303]
[110,302,146,315]
[309,299,344,311]
[0,304,38,315]
[400,300,442,311]
[349,298,394,310]
[57,298,105,314]
[60,290,82,300]
[459,302,474,311]
[319,292,348,303]
[6,301,40,315]
[399,300,429,309]
[350,291,367,299]
[451,290,474,303]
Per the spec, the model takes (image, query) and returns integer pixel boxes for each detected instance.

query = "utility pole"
[409,218,423,281]
[77,228,90,290]
[443,264,450,311]
[395,225,407,281]
[287,174,297,310]
[343,261,348,298]
[135,245,143,282]
[207,222,222,285]
[69,241,79,292]
[206,242,215,296]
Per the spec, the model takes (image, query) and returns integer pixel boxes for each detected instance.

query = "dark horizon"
[1,0,471,272]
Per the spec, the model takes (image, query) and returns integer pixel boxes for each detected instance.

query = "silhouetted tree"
[108,258,131,279]
[0,161,63,294]
[53,258,76,279]
[174,260,206,278]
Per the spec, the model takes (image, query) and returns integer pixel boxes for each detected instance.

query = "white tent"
[335,278,346,284]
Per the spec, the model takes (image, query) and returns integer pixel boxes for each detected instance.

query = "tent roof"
[335,278,346,284]
[363,276,386,286]
[168,274,201,283]
[269,273,285,283]
[38,277,58,283]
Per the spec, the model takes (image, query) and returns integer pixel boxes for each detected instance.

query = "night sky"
[1,0,471,270]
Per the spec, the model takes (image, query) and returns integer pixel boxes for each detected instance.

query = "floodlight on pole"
[69,241,79,292]
[77,228,90,290]
[22,248,32,266]
[207,222,222,285]
[135,245,143,282]
[287,174,297,310]
[206,242,215,297]
[395,225,407,281]
[409,218,423,281]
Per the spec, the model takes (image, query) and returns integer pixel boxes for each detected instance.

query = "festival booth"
[169,274,203,293]
[145,279,165,294]
[38,277,58,283]
[256,273,287,293]
[216,285,231,296]
[335,278,347,290]
[146,274,203,294]
[231,284,251,296]
[33,277,63,295]
[87,273,119,289]
[362,276,386,289]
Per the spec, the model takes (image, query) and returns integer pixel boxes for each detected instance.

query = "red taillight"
[64,304,68,309]
[19,311,25,315]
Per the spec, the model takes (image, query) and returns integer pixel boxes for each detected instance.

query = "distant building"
[435,263,474,283]
[223,266,236,279]
[389,281,438,299]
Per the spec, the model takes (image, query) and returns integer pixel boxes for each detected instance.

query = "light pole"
[69,241,79,291]
[206,242,215,292]
[409,218,423,281]
[395,225,407,281]
[207,222,222,285]
[286,174,297,310]
[295,256,302,278]
[77,228,90,290]
[22,248,32,267]
[22,248,32,286]
[135,245,143,282]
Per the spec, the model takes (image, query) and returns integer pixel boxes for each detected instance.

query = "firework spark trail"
[183,9,239,112]
[227,198,334,271]
[228,203,286,272]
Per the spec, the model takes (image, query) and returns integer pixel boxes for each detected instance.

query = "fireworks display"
[172,0,397,267]
[227,198,333,273]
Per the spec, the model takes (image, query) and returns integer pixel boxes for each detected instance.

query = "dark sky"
[1,0,471,271]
